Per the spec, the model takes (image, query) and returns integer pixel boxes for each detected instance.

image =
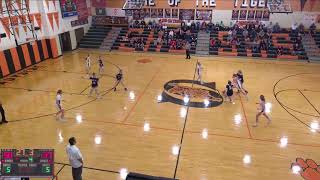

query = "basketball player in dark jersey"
[253,95,271,127]
[237,70,248,95]
[114,70,128,92]
[223,80,234,103]
[89,73,100,98]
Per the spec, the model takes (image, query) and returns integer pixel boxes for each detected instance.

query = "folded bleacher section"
[79,25,112,49]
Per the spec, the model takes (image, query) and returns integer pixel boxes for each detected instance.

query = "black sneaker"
[0,121,2,124]
[114,88,116,91]
[3,120,8,123]
[124,88,128,91]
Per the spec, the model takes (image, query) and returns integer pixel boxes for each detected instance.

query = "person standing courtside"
[0,100,8,124]
[66,137,83,180]
[185,42,191,60]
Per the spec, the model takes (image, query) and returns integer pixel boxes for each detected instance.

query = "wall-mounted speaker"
[0,33,6,38]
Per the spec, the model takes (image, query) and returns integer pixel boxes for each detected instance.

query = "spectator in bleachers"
[134,20,140,28]
[148,21,152,29]
[243,29,249,39]
[186,20,192,30]
[310,23,316,35]
[201,21,207,31]
[140,20,146,28]
[191,21,196,31]
[291,22,298,33]
[216,38,221,47]
[207,21,213,32]
[273,22,280,33]
[210,38,215,47]
[169,30,174,38]
[195,21,200,31]
[129,19,134,28]
[258,30,265,39]
[277,46,284,55]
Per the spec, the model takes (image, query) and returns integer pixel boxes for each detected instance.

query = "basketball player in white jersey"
[196,62,203,84]
[253,95,271,127]
[85,54,91,75]
[56,90,64,120]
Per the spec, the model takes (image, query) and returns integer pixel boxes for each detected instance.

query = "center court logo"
[159,79,223,108]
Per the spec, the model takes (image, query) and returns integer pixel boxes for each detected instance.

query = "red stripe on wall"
[9,48,21,71]
[0,51,10,76]
[21,44,31,66]
[41,39,49,59]
[32,42,41,63]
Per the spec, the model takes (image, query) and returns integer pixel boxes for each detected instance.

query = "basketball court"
[0,49,319,179]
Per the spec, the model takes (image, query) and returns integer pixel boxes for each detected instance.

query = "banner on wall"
[71,0,89,27]
[262,10,270,21]
[179,9,194,20]
[106,8,126,17]
[0,0,2,15]
[247,10,255,20]
[34,13,42,31]
[91,0,106,8]
[47,12,54,30]
[172,9,179,18]
[302,14,318,24]
[231,10,239,20]
[53,12,59,29]
[143,8,150,18]
[159,18,182,24]
[165,9,171,18]
[71,18,88,27]
[60,0,78,18]
[157,9,163,18]
[196,9,212,20]
[0,17,11,39]
[255,10,262,20]
[150,9,157,18]
[77,0,89,19]
[96,8,106,15]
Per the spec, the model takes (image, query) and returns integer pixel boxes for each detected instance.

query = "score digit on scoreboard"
[0,149,54,178]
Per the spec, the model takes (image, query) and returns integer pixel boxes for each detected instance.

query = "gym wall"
[0,38,59,78]
[91,0,320,28]
[0,0,92,78]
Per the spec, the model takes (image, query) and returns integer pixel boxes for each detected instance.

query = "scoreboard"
[0,149,54,178]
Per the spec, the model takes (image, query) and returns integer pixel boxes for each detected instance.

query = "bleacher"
[111,27,197,54]
[79,25,112,49]
[209,30,308,60]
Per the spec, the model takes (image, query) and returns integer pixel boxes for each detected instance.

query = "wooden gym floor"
[0,50,320,180]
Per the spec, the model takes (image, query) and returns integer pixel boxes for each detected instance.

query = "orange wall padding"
[21,44,32,66]
[32,42,41,63]
[41,39,49,59]
[0,51,10,76]
[9,48,21,71]
[50,38,59,58]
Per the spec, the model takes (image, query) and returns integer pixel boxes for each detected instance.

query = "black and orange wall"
[0,38,59,78]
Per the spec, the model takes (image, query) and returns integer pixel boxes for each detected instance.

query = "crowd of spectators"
[126,19,318,54]
[128,19,198,50]
[208,21,310,56]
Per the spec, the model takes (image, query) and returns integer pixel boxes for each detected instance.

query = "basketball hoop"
[12,24,37,45]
